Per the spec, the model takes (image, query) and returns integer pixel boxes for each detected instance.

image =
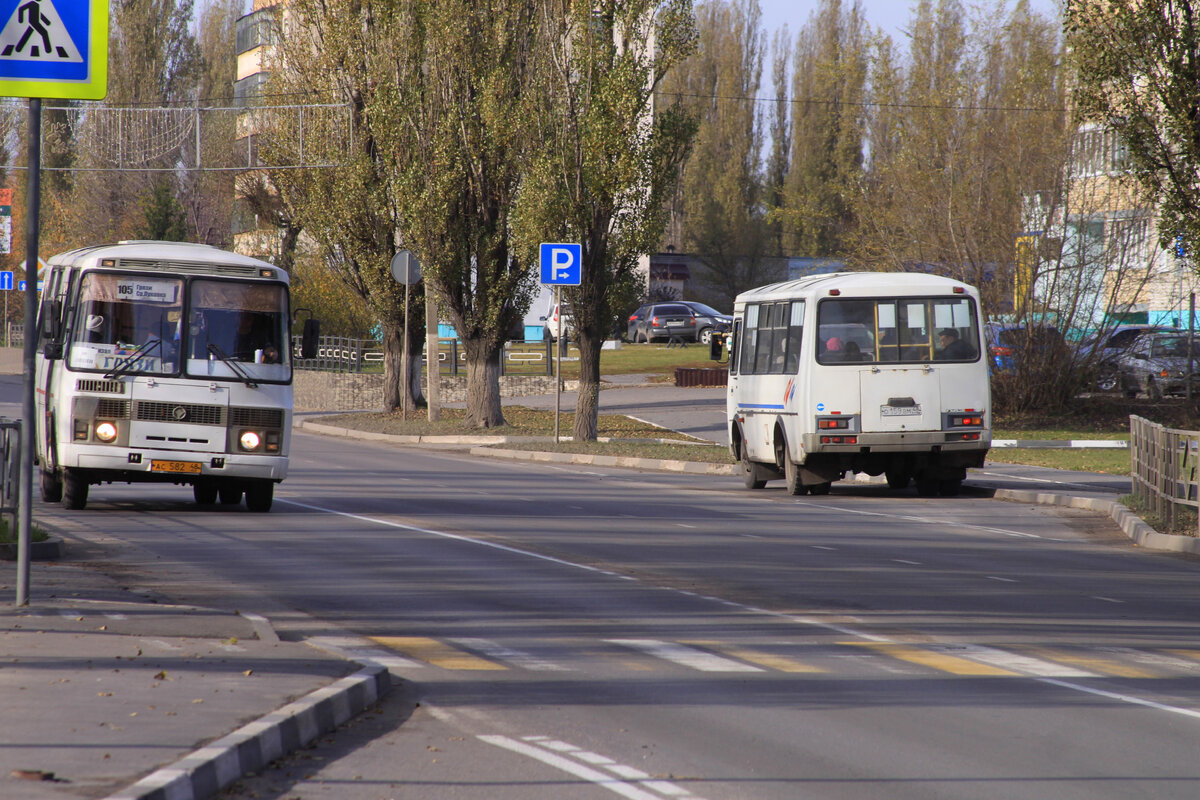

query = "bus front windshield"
[186,280,290,380]
[68,273,184,375]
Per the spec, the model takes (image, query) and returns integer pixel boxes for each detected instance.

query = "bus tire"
[193,479,218,505]
[885,470,909,490]
[219,483,244,505]
[41,469,63,503]
[245,481,274,513]
[62,470,88,510]
[938,479,962,497]
[915,474,939,496]
[784,455,806,495]
[741,439,766,490]
[809,482,831,495]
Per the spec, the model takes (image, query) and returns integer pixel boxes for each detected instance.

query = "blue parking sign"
[540,242,581,285]
[0,270,11,291]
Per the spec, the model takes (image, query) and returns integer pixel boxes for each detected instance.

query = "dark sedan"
[627,301,731,345]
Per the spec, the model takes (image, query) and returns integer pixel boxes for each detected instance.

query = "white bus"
[34,241,308,512]
[727,272,991,496]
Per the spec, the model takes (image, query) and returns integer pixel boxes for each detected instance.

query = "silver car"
[1117,332,1200,399]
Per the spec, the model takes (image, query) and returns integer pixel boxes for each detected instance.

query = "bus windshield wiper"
[206,344,259,388]
[104,339,162,379]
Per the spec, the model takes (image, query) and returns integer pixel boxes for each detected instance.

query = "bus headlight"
[239,430,262,451]
[94,421,119,443]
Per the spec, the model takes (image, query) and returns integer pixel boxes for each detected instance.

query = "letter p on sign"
[540,243,581,285]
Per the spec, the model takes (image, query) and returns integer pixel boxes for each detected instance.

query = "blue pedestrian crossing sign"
[540,242,582,286]
[0,0,107,99]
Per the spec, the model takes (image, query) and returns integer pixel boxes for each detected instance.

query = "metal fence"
[293,335,567,377]
[0,418,20,537]
[1129,414,1200,534]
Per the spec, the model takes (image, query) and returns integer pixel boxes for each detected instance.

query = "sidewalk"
[0,558,388,800]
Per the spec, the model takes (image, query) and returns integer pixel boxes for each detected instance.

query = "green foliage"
[1067,1,1200,257]
[137,176,188,241]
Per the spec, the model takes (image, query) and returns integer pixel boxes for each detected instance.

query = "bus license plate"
[881,405,921,417]
[151,460,203,474]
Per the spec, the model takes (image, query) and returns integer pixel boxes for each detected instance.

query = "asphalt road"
[23,424,1200,800]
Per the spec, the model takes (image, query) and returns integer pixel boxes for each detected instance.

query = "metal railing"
[1129,414,1200,534]
[0,418,20,538]
[293,335,567,377]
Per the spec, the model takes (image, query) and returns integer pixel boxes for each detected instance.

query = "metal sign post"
[390,250,421,420]
[539,243,582,444]
[5,0,107,606]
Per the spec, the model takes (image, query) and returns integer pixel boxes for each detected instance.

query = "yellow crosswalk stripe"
[1025,647,1155,679]
[369,636,507,670]
[681,640,826,673]
[1165,649,1200,664]
[842,642,1017,676]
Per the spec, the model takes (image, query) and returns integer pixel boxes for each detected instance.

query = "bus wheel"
[40,470,63,503]
[219,483,244,505]
[741,440,766,490]
[245,481,274,513]
[784,457,807,495]
[809,482,831,495]
[938,479,962,497]
[62,470,88,510]
[193,479,218,505]
[885,470,909,490]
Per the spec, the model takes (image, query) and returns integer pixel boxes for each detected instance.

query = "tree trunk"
[573,331,601,441]
[463,339,506,427]
[407,331,426,407]
[381,323,402,412]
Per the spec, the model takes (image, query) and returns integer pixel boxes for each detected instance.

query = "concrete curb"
[101,664,391,800]
[994,488,1200,555]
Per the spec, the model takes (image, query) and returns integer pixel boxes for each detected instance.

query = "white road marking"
[1093,596,1125,604]
[932,644,1096,677]
[279,497,1200,725]
[893,559,921,565]
[987,576,1018,582]
[607,639,762,672]
[451,637,571,672]
[480,735,703,800]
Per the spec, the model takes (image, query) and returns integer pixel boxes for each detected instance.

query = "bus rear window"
[817,297,979,364]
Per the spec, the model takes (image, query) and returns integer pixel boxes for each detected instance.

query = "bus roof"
[733,271,979,306]
[47,241,282,279]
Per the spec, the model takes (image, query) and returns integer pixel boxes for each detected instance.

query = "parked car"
[679,301,733,346]
[627,301,731,345]
[540,299,574,342]
[1115,331,1200,399]
[1077,324,1178,391]
[984,322,1067,372]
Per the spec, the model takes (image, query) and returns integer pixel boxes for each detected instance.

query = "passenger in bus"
[843,341,862,361]
[936,328,974,360]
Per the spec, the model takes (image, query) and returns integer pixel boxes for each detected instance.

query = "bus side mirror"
[42,341,63,360]
[710,331,725,362]
[301,318,320,359]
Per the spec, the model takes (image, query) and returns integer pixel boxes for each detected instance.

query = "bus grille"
[135,401,225,425]
[96,399,131,419]
[76,379,125,394]
[230,407,284,428]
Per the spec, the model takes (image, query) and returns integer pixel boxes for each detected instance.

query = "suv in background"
[1078,324,1178,391]
[627,301,732,345]
[984,322,1068,372]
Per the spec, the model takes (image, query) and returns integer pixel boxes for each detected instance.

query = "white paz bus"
[727,272,991,496]
[34,241,309,512]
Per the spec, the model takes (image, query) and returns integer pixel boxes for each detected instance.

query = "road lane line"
[844,643,1018,676]
[370,636,506,671]
[607,639,763,672]
[479,735,687,800]
[681,640,826,673]
[793,501,1043,539]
